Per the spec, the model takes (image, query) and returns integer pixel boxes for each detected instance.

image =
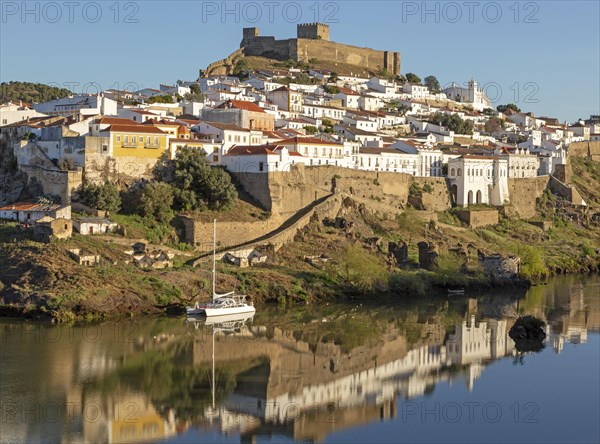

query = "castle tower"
[297,23,330,40]
[241,27,260,47]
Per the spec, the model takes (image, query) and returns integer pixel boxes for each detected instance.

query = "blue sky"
[1,1,598,122]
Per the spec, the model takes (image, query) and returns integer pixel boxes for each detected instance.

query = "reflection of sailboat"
[186,220,256,317]
[190,313,255,425]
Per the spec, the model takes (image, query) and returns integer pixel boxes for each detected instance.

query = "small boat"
[447,289,465,294]
[186,220,256,318]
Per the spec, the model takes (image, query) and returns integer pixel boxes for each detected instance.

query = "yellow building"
[142,118,186,138]
[104,124,168,158]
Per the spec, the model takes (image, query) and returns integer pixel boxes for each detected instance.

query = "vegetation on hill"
[429,112,474,135]
[0,81,71,104]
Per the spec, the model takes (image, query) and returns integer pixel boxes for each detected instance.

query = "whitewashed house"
[403,83,430,99]
[447,156,509,207]
[222,144,306,173]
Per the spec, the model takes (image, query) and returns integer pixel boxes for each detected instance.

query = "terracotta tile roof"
[0,202,65,212]
[217,100,265,113]
[277,136,342,146]
[0,202,39,211]
[104,124,166,134]
[226,144,279,156]
[96,117,138,125]
[142,118,180,126]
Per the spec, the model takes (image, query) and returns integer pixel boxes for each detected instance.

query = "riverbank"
[1,190,599,323]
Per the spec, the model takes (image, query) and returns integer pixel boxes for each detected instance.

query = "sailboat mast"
[212,325,215,410]
[212,219,216,300]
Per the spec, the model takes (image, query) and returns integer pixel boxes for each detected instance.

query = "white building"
[0,202,71,223]
[403,83,430,99]
[267,86,303,115]
[276,136,350,167]
[389,140,443,177]
[353,147,418,174]
[497,147,541,178]
[222,144,306,173]
[447,155,509,207]
[442,80,492,111]
[0,102,46,127]
[33,94,117,117]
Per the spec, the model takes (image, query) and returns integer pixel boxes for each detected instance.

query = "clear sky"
[1,0,598,122]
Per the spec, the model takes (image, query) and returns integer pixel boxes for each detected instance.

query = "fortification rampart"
[231,165,413,218]
[238,25,400,75]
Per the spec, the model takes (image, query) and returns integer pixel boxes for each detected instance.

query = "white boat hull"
[203,305,256,317]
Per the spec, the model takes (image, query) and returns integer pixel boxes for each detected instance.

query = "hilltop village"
[1,24,599,320]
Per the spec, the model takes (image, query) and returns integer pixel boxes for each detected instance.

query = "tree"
[497,103,521,114]
[484,116,504,134]
[323,85,340,94]
[190,84,201,94]
[146,95,175,104]
[79,183,121,213]
[423,75,440,92]
[155,146,237,211]
[429,112,474,135]
[405,73,421,84]
[0,81,71,104]
[139,182,175,223]
[304,125,318,134]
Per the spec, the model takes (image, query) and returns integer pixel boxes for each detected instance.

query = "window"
[259,162,264,172]
[132,136,136,144]
[124,136,129,144]
[154,137,159,145]
[116,135,121,142]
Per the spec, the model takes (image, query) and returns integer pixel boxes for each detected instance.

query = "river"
[1,275,599,444]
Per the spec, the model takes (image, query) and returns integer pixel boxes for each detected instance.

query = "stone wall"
[457,209,499,228]
[568,141,600,161]
[180,214,283,250]
[231,165,412,217]
[191,194,342,263]
[239,34,400,75]
[548,176,587,206]
[20,164,83,204]
[295,39,400,75]
[479,255,520,282]
[507,176,550,219]
[411,177,451,211]
[84,151,158,185]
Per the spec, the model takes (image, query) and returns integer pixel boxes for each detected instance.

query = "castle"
[240,23,400,76]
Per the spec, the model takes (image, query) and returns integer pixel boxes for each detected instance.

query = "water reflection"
[0,275,598,444]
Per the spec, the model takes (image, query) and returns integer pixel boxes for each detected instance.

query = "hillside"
[1,156,599,322]
[239,55,379,78]
[0,81,72,104]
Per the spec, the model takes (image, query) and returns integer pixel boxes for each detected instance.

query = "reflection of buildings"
[2,276,598,444]
[191,314,518,442]
[83,393,177,443]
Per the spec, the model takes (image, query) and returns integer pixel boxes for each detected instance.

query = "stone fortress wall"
[240,23,401,76]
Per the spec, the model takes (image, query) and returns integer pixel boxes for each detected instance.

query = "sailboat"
[186,219,256,317]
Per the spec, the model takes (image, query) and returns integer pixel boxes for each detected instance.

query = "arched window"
[457,168,462,177]
[450,168,455,177]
